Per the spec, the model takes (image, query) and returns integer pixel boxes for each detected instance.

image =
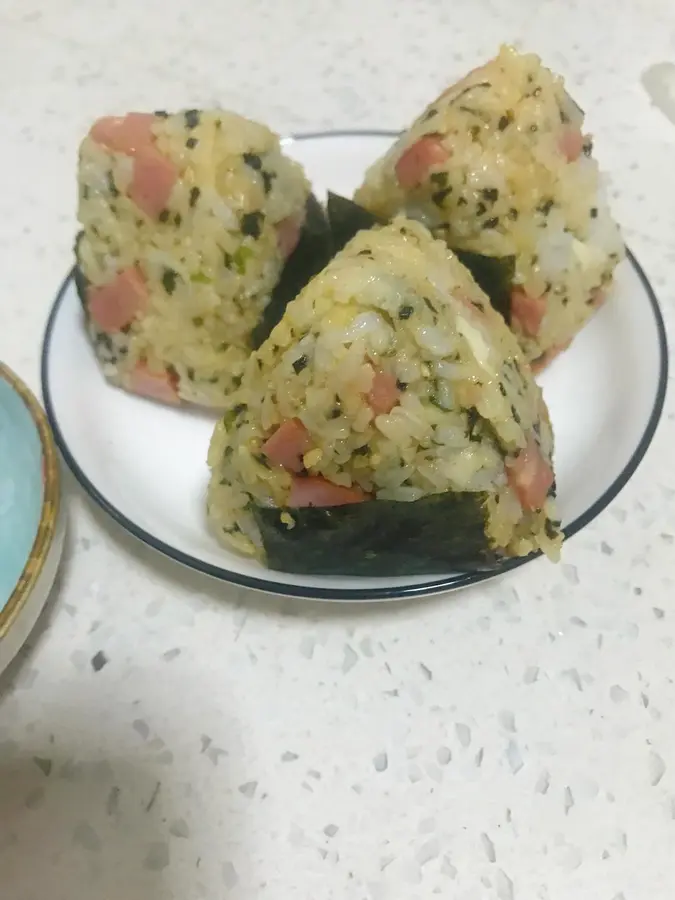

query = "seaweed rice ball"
[355,45,625,371]
[76,108,311,406]
[207,216,562,576]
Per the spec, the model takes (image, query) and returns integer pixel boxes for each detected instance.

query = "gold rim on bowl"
[0,362,61,639]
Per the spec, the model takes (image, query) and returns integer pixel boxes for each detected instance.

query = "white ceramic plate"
[41,131,668,601]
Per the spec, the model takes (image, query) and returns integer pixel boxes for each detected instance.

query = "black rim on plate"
[40,131,670,601]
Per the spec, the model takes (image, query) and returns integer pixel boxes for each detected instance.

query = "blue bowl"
[0,363,63,671]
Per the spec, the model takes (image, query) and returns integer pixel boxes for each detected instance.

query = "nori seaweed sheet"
[452,247,515,325]
[250,193,333,349]
[325,192,515,325]
[253,492,503,576]
[73,230,88,309]
[326,191,382,255]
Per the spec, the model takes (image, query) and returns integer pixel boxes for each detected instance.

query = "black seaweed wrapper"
[251,193,333,348]
[73,230,89,308]
[253,493,503,577]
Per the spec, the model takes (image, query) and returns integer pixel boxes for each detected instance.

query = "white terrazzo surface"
[1,1,674,897]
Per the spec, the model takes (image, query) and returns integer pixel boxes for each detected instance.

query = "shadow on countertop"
[0,749,173,900]
[0,682,243,900]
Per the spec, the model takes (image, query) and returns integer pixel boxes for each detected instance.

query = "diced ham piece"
[276,214,302,260]
[90,116,126,149]
[90,116,118,144]
[262,418,312,473]
[558,125,584,162]
[90,112,177,218]
[590,287,606,309]
[531,340,571,374]
[367,368,400,415]
[395,135,450,189]
[510,288,547,337]
[90,113,157,155]
[288,475,370,508]
[129,148,178,219]
[129,363,180,405]
[505,435,554,512]
[87,267,148,333]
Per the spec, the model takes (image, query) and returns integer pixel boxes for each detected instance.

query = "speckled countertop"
[1,1,675,897]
